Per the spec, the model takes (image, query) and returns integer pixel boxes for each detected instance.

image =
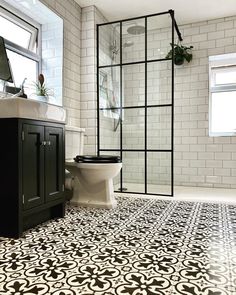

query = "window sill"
[209,131,236,137]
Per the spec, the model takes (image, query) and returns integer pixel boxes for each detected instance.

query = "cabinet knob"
[40,141,51,146]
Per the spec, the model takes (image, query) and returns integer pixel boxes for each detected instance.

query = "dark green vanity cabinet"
[0,118,65,238]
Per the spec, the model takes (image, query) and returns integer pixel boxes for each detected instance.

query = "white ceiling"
[75,0,236,25]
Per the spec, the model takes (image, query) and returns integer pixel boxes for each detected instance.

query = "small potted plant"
[166,43,193,65]
[35,73,50,101]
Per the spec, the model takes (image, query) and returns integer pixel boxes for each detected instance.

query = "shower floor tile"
[115,183,236,204]
[0,195,236,294]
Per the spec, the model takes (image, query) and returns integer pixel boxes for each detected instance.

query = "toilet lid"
[74,155,121,163]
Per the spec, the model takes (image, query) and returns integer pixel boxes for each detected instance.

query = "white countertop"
[65,126,85,132]
[0,97,67,124]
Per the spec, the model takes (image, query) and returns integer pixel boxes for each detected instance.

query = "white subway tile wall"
[80,6,107,154]
[42,20,63,105]
[174,16,236,188]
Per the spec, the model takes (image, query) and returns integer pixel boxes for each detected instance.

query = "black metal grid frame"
[97,10,182,196]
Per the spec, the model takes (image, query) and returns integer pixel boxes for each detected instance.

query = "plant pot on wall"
[174,56,184,65]
[166,43,193,66]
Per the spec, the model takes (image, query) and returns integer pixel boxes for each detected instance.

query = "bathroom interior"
[0,0,236,294]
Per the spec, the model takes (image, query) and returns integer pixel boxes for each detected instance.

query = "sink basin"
[0,97,66,123]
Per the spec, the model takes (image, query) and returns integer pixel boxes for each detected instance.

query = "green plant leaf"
[185,53,193,62]
[166,43,193,65]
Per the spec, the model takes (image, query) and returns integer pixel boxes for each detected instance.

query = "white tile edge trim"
[66,125,86,133]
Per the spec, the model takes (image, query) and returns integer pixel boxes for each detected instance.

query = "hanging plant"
[166,43,193,65]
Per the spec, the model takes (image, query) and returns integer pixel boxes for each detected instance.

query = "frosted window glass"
[211,91,236,133]
[215,68,236,85]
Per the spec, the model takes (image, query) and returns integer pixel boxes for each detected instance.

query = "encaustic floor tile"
[0,195,236,294]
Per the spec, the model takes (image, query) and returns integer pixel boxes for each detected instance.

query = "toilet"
[65,126,122,209]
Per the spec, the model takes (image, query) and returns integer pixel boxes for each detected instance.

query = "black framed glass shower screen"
[97,10,176,196]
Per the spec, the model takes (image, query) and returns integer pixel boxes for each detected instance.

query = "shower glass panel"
[100,151,121,190]
[98,10,181,196]
[99,65,120,150]
[122,152,145,193]
[99,67,120,109]
[122,18,145,64]
[99,23,120,66]
[99,110,120,150]
[147,106,172,150]
[123,64,145,107]
[122,108,145,150]
[147,14,172,61]
[147,61,172,105]
[147,152,171,195]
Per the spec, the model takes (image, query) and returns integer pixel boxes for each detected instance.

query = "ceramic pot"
[36,95,48,102]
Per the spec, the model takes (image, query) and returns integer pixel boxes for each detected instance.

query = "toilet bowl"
[65,126,122,209]
[66,156,122,208]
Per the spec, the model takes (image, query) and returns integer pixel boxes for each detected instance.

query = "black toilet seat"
[74,155,121,163]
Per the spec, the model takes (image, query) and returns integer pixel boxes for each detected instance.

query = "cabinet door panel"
[45,127,64,202]
[23,124,44,210]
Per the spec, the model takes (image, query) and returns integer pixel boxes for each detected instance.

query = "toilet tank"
[65,126,85,160]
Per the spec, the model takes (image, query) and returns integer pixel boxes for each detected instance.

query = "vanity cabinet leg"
[51,203,65,219]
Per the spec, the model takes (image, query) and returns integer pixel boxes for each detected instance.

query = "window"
[0,6,40,97]
[209,53,236,136]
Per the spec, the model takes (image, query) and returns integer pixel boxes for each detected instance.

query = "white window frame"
[0,4,42,80]
[209,53,236,137]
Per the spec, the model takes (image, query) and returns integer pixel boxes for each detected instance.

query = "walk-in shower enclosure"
[97,10,181,196]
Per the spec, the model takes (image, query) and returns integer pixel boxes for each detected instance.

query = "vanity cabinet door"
[22,124,45,210]
[44,126,64,202]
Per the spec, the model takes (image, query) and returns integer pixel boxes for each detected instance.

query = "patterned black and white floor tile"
[1,195,236,294]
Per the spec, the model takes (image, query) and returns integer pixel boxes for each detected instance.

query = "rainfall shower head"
[127,25,145,35]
